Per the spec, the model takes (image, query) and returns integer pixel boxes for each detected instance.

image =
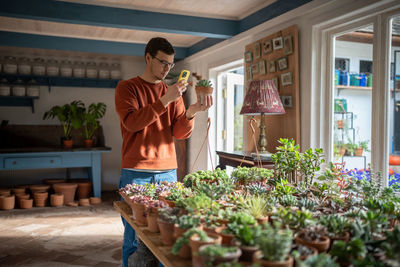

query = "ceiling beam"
[0,31,188,59]
[0,0,238,39]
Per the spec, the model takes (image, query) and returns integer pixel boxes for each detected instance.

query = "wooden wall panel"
[244,25,300,153]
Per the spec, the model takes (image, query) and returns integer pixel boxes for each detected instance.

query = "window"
[360,60,373,73]
[335,58,350,72]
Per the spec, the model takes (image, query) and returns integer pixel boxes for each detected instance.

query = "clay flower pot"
[257,216,269,225]
[76,181,92,199]
[220,231,235,245]
[203,225,225,236]
[239,244,259,262]
[84,139,94,148]
[199,244,242,265]
[146,207,159,233]
[66,201,78,207]
[33,192,48,207]
[90,197,101,205]
[0,195,15,210]
[295,232,330,253]
[12,188,26,195]
[63,139,73,148]
[190,233,222,267]
[16,193,30,208]
[0,188,11,196]
[174,224,192,259]
[50,193,64,207]
[165,199,176,208]
[43,179,66,185]
[20,198,33,209]
[330,231,350,249]
[131,202,147,226]
[253,251,294,267]
[29,184,50,194]
[355,148,363,156]
[53,183,78,204]
[157,219,176,245]
[79,198,90,206]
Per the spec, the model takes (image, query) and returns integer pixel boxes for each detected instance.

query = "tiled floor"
[0,191,123,266]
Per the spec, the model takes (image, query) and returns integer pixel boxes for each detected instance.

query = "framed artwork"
[272,36,283,50]
[266,60,276,73]
[259,60,266,75]
[245,51,253,63]
[251,63,259,74]
[281,72,293,86]
[272,76,279,92]
[262,40,272,55]
[284,35,293,55]
[247,67,252,81]
[277,56,288,71]
[281,95,293,107]
[254,42,261,59]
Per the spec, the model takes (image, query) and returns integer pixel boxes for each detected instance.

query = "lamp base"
[251,151,273,158]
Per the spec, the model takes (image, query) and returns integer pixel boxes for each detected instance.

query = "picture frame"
[277,56,288,71]
[262,39,272,55]
[266,60,276,73]
[245,51,253,63]
[247,67,253,80]
[272,76,279,92]
[272,36,283,50]
[251,63,259,74]
[259,60,266,75]
[254,42,261,59]
[281,72,292,86]
[281,95,293,108]
[284,35,293,55]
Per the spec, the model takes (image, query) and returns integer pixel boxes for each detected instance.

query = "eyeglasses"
[152,56,175,69]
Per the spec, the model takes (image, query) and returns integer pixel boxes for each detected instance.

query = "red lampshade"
[240,80,285,115]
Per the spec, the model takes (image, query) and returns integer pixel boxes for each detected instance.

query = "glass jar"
[12,79,26,96]
[98,62,110,79]
[0,78,10,96]
[17,57,32,75]
[86,61,98,78]
[110,62,122,79]
[32,58,46,76]
[26,79,40,97]
[73,61,85,78]
[60,60,73,77]
[46,59,59,76]
[3,56,18,74]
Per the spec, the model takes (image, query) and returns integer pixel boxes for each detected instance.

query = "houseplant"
[81,102,106,147]
[198,244,241,266]
[295,225,330,253]
[355,140,369,156]
[195,79,213,95]
[43,100,85,148]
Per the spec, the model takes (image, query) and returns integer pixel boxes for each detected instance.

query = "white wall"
[0,53,145,190]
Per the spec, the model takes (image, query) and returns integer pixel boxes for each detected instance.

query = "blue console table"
[0,147,111,197]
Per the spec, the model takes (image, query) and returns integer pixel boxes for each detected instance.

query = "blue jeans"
[119,169,177,267]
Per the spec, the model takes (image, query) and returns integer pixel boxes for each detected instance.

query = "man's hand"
[160,80,188,107]
[186,93,213,119]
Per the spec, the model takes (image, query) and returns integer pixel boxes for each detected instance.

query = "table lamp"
[240,79,285,156]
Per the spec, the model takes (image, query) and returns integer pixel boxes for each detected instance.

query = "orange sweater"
[115,76,194,170]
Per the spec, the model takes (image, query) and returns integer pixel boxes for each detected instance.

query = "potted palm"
[43,100,85,148]
[81,102,106,147]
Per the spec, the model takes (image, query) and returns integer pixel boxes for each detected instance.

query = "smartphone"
[178,70,190,83]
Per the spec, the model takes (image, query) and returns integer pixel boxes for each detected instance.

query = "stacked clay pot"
[16,193,30,208]
[33,192,48,207]
[50,193,64,207]
[0,194,15,210]
[20,198,33,209]
[53,183,78,204]
[76,180,92,199]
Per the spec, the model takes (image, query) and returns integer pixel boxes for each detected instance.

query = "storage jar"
[0,78,10,96]
[12,79,26,96]
[32,58,46,76]
[110,63,122,79]
[27,79,40,97]
[46,59,59,76]
[98,62,110,79]
[18,57,32,75]
[60,60,73,77]
[3,56,18,74]
[73,61,85,78]
[86,61,98,78]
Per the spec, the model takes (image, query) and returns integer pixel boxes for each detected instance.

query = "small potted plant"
[295,225,330,253]
[195,79,213,99]
[234,224,261,262]
[81,102,106,147]
[198,244,241,266]
[43,100,85,148]
[254,224,294,267]
[241,195,271,224]
[157,206,180,245]
[355,140,369,157]
[319,214,350,247]
[329,238,367,266]
[146,199,167,233]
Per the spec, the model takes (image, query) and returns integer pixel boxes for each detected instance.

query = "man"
[115,37,212,267]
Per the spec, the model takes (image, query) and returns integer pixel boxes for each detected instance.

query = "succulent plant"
[196,79,212,87]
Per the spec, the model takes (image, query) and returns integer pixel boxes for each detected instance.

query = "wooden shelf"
[0,96,38,113]
[336,85,371,90]
[113,201,190,267]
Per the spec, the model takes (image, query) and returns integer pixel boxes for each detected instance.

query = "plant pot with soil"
[295,226,330,253]
[198,244,241,266]
[157,206,180,245]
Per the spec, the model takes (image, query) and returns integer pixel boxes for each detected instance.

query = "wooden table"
[113,201,191,267]
[216,150,274,169]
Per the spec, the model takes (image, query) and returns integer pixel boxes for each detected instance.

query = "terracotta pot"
[0,195,15,210]
[165,199,176,208]
[53,183,78,204]
[131,202,147,226]
[295,232,330,253]
[33,192,48,207]
[66,201,78,207]
[330,232,350,249]
[43,179,66,185]
[12,188,26,195]
[84,139,94,148]
[50,193,64,207]
[336,120,343,129]
[220,231,235,245]
[199,244,241,265]
[257,216,269,225]
[16,193,30,208]
[63,139,73,148]
[0,188,11,196]
[239,245,259,262]
[146,207,159,232]
[339,148,346,156]
[174,224,191,259]
[90,197,102,205]
[203,225,224,235]
[253,251,294,267]
[29,184,50,194]
[298,245,318,261]
[76,181,92,199]
[158,219,176,245]
[355,148,363,157]
[190,233,222,267]
[20,198,33,209]
[79,198,90,206]
[195,86,214,94]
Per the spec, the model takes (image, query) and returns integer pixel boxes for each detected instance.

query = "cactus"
[196,79,212,87]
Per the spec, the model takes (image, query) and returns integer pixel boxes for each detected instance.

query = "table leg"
[88,153,101,197]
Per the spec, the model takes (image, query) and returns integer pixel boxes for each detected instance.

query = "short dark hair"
[145,37,174,58]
